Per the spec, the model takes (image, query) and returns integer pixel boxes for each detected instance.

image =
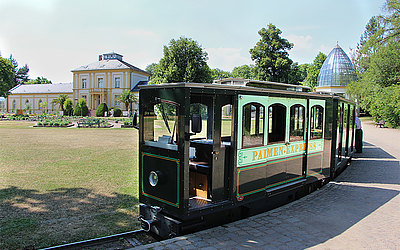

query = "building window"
[98,78,104,88]
[115,77,120,88]
[82,95,87,101]
[82,79,87,89]
[114,95,120,106]
[12,100,16,110]
[38,100,42,109]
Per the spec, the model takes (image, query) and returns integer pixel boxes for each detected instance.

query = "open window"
[268,104,286,144]
[290,104,305,142]
[143,99,179,150]
[242,103,264,148]
[310,105,324,140]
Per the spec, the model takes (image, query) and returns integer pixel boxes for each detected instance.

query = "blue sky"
[0,0,386,83]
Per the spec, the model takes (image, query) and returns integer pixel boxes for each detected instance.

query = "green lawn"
[0,121,140,249]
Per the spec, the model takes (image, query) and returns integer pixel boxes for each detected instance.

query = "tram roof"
[140,82,352,102]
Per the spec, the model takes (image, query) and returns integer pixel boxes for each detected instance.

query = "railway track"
[40,229,159,250]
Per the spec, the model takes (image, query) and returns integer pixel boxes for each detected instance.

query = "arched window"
[290,104,305,142]
[12,100,16,110]
[242,102,264,148]
[310,105,324,139]
[268,103,286,144]
[38,100,42,109]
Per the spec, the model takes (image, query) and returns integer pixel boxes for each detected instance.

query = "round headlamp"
[149,171,159,187]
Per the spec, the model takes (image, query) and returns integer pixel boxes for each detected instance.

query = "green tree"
[52,94,69,112]
[8,55,29,86]
[0,56,14,97]
[287,63,309,85]
[231,65,256,79]
[211,68,231,80]
[151,37,212,84]
[303,52,327,90]
[117,90,137,111]
[25,77,52,84]
[63,98,74,116]
[250,23,294,82]
[348,0,400,127]
[145,63,158,76]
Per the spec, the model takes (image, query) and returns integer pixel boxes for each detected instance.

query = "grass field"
[0,121,140,249]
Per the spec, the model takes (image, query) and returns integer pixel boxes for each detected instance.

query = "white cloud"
[205,48,252,71]
[286,34,313,50]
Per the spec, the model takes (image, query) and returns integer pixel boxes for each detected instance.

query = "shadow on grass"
[0,187,139,249]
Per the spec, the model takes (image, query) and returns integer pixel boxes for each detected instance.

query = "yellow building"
[6,52,150,115]
[7,83,73,114]
[71,52,150,112]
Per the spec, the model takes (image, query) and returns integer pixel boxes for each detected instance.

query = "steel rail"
[40,229,145,250]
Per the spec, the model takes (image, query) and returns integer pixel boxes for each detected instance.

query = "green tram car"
[137,80,355,238]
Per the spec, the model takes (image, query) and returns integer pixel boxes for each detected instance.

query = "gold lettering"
[279,146,284,155]
[267,148,273,157]
[286,145,290,154]
[258,150,262,160]
[291,145,295,154]
[299,143,304,152]
[295,144,299,152]
[263,149,267,159]
[274,147,278,156]
[252,151,258,161]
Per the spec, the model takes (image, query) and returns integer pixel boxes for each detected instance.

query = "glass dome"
[317,44,356,87]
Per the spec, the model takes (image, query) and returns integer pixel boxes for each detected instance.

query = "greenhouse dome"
[316,44,356,95]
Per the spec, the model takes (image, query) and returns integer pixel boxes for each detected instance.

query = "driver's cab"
[188,94,233,210]
[139,85,234,214]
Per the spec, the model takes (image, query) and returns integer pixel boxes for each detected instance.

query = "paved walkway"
[135,121,400,249]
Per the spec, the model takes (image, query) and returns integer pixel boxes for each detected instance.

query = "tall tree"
[8,55,29,86]
[348,0,400,127]
[0,56,14,97]
[303,52,327,90]
[151,37,212,84]
[250,23,294,82]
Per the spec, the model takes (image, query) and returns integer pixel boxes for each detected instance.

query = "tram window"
[290,104,305,142]
[268,104,286,144]
[143,102,179,150]
[310,105,324,139]
[221,104,232,139]
[190,103,208,139]
[242,103,264,148]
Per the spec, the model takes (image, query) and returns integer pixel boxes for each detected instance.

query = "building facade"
[7,83,73,114]
[5,52,149,114]
[71,52,150,112]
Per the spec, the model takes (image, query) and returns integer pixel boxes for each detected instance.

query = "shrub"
[96,103,108,117]
[73,98,89,116]
[64,98,74,116]
[113,108,122,117]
